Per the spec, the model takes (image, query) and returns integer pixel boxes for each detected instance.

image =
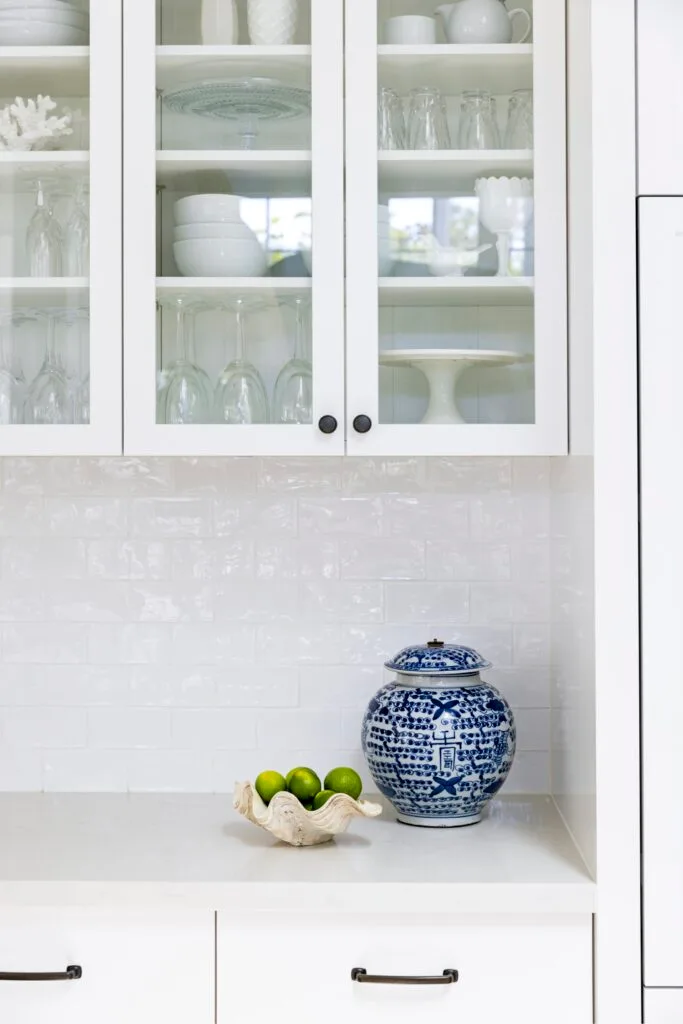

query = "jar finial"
[427,638,444,648]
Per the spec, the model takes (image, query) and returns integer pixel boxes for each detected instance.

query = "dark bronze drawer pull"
[351,967,458,986]
[0,965,82,982]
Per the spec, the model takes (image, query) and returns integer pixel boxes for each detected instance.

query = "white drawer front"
[217,913,593,1024]
[0,909,214,1024]
[645,989,683,1023]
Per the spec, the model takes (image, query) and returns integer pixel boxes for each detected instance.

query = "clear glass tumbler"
[458,91,500,150]
[378,87,406,150]
[407,87,451,151]
[504,89,534,149]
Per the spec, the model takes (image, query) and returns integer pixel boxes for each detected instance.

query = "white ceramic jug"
[201,0,239,44]
[247,0,299,45]
[435,0,531,44]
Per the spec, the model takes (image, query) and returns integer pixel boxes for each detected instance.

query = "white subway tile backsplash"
[0,456,553,796]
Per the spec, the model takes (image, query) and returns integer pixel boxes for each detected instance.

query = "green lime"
[312,790,335,811]
[324,767,363,801]
[301,800,314,811]
[287,767,322,802]
[286,766,308,787]
[255,771,287,806]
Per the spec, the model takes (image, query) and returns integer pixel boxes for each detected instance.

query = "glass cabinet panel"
[124,0,344,455]
[346,0,567,455]
[0,1,121,455]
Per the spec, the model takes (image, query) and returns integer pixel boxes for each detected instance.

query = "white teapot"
[435,0,531,44]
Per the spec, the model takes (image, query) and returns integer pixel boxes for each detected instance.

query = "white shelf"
[0,794,595,914]
[0,46,89,95]
[378,44,533,94]
[157,277,311,301]
[156,45,311,91]
[379,150,533,192]
[379,276,534,307]
[157,151,311,194]
[0,151,89,188]
[0,278,89,309]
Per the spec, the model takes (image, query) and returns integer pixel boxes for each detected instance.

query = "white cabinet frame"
[123,0,345,456]
[0,1,123,456]
[344,0,568,456]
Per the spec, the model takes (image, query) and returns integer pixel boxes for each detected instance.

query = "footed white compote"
[380,348,528,425]
[475,177,533,277]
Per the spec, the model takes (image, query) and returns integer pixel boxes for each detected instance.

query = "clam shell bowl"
[234,781,382,847]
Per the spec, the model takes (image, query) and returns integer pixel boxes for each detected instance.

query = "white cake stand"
[379,349,528,425]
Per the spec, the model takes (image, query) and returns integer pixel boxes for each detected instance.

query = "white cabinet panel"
[0,909,214,1023]
[644,989,683,1023]
[217,912,593,1023]
[640,198,683,985]
[638,0,683,194]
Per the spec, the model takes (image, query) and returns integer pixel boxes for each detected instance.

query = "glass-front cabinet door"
[0,1,121,455]
[123,0,344,455]
[345,0,567,455]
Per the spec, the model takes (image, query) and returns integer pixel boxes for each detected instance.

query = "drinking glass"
[504,89,534,149]
[25,309,71,424]
[0,311,31,425]
[407,87,451,150]
[378,87,406,150]
[158,296,212,425]
[53,306,89,422]
[64,180,90,277]
[273,297,313,424]
[458,91,500,150]
[26,179,63,277]
[213,298,270,425]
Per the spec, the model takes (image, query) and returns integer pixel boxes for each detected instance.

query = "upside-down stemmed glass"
[26,178,63,278]
[213,298,270,425]
[64,180,90,277]
[158,296,212,425]
[54,306,89,423]
[24,309,71,424]
[0,311,31,425]
[272,298,313,424]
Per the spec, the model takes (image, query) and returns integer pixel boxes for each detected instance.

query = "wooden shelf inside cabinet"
[379,150,533,192]
[157,151,311,194]
[379,277,534,307]
[156,45,311,90]
[0,46,89,94]
[378,44,533,94]
[157,278,312,303]
[0,278,89,309]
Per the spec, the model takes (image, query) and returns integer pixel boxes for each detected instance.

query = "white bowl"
[174,221,258,243]
[0,8,88,26]
[175,194,244,227]
[174,238,267,278]
[0,19,86,42]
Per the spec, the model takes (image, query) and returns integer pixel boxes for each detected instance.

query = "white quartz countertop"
[0,793,596,914]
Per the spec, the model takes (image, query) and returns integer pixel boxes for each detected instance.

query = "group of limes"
[255,766,363,811]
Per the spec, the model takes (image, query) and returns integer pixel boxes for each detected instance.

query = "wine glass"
[0,310,32,425]
[213,298,270,425]
[24,309,71,424]
[64,180,89,277]
[158,296,212,425]
[53,306,89,422]
[272,298,313,424]
[26,178,63,278]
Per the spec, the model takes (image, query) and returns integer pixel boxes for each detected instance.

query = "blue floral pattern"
[385,643,491,676]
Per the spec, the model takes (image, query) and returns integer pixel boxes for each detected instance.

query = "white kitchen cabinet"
[217,912,593,1023]
[0,1,122,455]
[0,909,214,1023]
[644,989,683,1022]
[637,0,683,195]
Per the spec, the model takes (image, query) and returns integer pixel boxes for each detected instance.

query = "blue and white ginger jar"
[361,639,516,827]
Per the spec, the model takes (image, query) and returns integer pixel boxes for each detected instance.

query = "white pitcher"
[435,0,532,44]
[247,0,299,45]
[201,0,239,44]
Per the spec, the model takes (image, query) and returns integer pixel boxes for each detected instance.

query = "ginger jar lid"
[385,639,492,677]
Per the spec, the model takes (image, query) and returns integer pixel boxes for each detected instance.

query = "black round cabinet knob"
[318,415,338,435]
[353,415,372,434]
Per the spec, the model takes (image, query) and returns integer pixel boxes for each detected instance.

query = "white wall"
[0,456,552,794]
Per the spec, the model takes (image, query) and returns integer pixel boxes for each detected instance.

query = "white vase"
[201,0,239,44]
[247,0,299,45]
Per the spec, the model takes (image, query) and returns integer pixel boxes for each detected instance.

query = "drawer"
[645,988,683,1023]
[217,912,593,1024]
[0,909,214,1024]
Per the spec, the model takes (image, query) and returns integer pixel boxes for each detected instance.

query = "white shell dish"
[234,781,382,846]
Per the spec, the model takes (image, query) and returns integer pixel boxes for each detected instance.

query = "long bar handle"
[0,965,82,982]
[351,967,458,986]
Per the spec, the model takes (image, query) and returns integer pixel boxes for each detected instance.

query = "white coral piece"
[0,96,73,152]
[234,780,382,846]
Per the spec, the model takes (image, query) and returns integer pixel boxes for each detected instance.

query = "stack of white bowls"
[0,0,89,45]
[173,194,267,278]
